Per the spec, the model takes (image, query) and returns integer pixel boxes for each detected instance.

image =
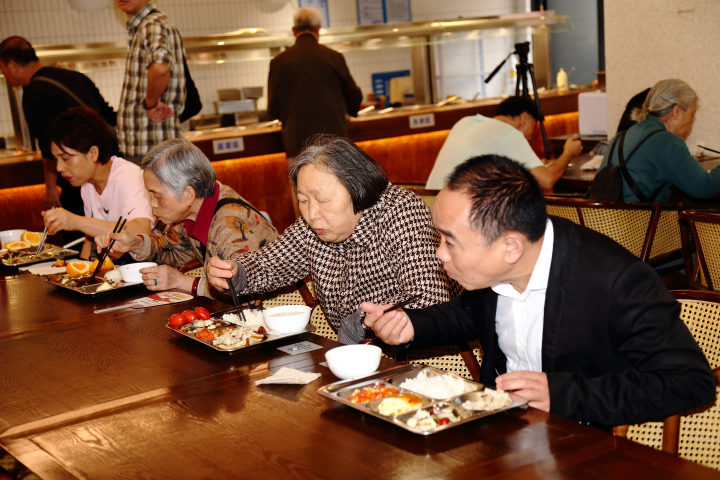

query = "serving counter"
[0,89,586,234]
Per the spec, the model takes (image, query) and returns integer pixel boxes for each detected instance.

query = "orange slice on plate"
[5,241,31,251]
[67,261,91,277]
[90,256,114,272]
[20,230,43,246]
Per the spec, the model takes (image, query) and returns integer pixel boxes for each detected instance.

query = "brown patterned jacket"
[134,183,278,297]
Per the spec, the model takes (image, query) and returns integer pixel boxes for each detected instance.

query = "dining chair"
[678,209,720,290]
[544,197,683,266]
[614,290,720,470]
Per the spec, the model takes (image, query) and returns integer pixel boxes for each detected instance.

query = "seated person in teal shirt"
[600,78,720,202]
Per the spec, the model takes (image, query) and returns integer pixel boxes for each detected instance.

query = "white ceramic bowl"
[325,344,382,380]
[262,305,312,334]
[118,262,157,284]
[0,229,24,248]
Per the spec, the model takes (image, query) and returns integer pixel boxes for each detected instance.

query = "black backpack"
[180,45,202,122]
[586,129,664,201]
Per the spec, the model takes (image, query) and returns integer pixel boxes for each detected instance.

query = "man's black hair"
[445,154,547,244]
[0,36,38,66]
[494,96,540,122]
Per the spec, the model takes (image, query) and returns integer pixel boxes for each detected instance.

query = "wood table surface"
[556,153,720,193]
[2,274,720,479]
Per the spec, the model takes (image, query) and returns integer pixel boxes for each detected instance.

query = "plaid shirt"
[234,184,462,329]
[118,1,185,157]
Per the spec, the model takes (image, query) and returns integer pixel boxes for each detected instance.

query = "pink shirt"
[81,156,155,227]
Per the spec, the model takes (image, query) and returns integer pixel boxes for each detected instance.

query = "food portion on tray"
[166,306,314,353]
[318,365,526,435]
[1,230,77,266]
[44,257,136,294]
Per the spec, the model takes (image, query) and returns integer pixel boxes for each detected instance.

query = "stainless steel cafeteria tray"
[318,364,527,435]
[1,245,79,267]
[166,309,315,355]
[43,274,143,296]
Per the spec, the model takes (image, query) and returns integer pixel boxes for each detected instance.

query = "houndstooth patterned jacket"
[235,184,461,330]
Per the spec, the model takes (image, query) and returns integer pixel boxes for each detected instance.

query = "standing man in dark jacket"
[268,8,363,159]
[0,36,117,242]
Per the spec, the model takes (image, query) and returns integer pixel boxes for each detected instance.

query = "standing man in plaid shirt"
[115,0,186,165]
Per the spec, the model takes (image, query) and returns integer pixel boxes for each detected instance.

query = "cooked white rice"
[222,309,265,327]
[399,371,471,399]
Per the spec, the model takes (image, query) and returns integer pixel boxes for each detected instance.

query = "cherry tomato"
[437,418,451,426]
[168,314,185,328]
[194,307,211,320]
[181,310,198,323]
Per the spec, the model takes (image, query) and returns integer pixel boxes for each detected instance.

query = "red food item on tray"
[181,310,198,323]
[195,328,216,340]
[194,307,211,320]
[347,385,399,403]
[168,313,185,328]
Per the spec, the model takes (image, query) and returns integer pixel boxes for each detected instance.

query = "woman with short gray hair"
[207,135,461,344]
[597,78,720,202]
[95,139,278,298]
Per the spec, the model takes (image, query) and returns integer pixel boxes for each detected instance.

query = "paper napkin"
[255,367,321,385]
[581,155,605,171]
[20,261,67,276]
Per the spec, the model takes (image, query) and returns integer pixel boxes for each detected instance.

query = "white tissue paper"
[581,155,605,171]
[20,261,67,275]
[255,367,321,385]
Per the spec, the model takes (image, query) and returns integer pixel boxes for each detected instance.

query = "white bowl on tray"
[325,344,382,380]
[262,305,312,334]
[0,229,24,248]
[118,262,157,284]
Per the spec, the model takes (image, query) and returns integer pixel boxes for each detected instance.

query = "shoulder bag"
[586,129,664,201]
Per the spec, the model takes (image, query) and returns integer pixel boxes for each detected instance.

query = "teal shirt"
[600,116,720,202]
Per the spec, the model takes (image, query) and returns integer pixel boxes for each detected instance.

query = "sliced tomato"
[168,313,185,328]
[195,328,216,340]
[437,417,451,426]
[181,310,198,323]
[194,307,211,320]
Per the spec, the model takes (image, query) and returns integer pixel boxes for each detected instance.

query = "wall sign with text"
[213,137,245,155]
[357,0,411,25]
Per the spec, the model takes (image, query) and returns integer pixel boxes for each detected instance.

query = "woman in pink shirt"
[41,107,153,258]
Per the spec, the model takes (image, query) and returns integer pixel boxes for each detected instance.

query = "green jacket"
[600,116,720,202]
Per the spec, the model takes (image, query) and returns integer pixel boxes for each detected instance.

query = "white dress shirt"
[491,220,554,374]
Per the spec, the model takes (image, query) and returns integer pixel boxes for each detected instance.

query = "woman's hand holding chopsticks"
[94,230,141,256]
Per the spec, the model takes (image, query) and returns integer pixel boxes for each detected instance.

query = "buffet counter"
[0,88,587,233]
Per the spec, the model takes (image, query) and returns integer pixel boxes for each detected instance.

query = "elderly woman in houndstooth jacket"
[207,134,461,344]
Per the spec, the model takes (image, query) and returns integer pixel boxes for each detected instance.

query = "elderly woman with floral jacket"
[95,139,277,298]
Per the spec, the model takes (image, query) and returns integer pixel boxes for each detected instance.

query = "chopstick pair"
[92,217,126,278]
[222,254,247,323]
[33,207,54,258]
[381,294,422,315]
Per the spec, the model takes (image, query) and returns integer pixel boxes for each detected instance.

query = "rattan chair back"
[545,197,679,264]
[620,290,720,470]
[679,210,720,291]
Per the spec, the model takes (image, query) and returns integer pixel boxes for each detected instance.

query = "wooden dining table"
[1,270,719,479]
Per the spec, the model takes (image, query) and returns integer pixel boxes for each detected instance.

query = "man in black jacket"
[267,8,362,159]
[0,36,116,242]
[363,155,715,429]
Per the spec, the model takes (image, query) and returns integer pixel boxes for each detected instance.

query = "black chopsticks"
[699,145,720,155]
[382,294,422,315]
[93,217,125,278]
[223,255,247,323]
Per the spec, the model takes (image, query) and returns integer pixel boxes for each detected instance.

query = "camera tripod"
[485,41,551,160]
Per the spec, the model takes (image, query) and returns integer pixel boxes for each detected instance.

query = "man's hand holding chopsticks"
[361,302,415,346]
